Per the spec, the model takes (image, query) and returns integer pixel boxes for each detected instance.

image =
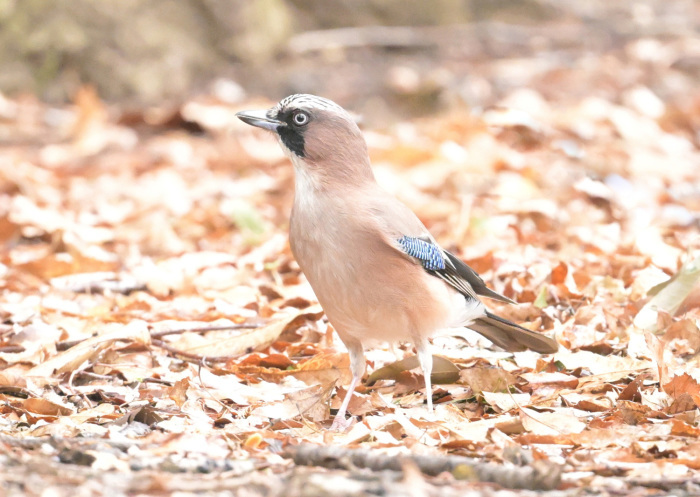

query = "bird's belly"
[293,234,477,344]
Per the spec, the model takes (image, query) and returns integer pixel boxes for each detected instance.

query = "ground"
[1,4,700,495]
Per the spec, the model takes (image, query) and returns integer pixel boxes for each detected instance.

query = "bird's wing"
[368,191,514,304]
[396,235,515,304]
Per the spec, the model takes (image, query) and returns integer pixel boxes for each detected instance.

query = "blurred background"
[0,0,698,300]
[0,3,700,493]
[2,0,699,124]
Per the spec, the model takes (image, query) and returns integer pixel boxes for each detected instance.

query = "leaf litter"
[1,28,700,497]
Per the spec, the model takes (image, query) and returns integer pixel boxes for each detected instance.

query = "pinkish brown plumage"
[237,94,558,430]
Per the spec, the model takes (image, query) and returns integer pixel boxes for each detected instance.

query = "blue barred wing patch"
[397,236,445,271]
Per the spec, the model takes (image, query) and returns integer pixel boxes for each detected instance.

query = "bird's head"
[236,94,373,187]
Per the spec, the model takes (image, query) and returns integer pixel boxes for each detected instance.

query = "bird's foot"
[421,407,437,422]
[330,414,353,432]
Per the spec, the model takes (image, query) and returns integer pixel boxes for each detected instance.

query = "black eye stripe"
[278,126,305,157]
[273,109,306,157]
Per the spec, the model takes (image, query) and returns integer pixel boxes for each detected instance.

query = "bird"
[236,94,558,429]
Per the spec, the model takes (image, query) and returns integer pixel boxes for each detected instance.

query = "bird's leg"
[416,339,433,412]
[331,339,365,431]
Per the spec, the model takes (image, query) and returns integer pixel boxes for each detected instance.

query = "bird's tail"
[467,311,558,354]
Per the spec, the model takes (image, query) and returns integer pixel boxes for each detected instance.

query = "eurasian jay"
[237,94,558,429]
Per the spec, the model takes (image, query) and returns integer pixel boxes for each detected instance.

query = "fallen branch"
[0,434,139,451]
[0,345,25,353]
[285,444,561,491]
[56,323,264,351]
[150,323,262,339]
[150,338,236,365]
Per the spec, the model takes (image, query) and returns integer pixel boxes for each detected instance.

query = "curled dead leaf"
[367,354,460,385]
[662,372,700,399]
[24,398,74,417]
[520,372,579,392]
[634,255,700,331]
[459,367,517,394]
[167,310,305,359]
[27,320,151,378]
[168,378,190,408]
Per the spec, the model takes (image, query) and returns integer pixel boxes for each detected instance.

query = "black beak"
[236,110,284,132]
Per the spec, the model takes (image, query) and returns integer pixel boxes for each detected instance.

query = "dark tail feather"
[468,311,558,354]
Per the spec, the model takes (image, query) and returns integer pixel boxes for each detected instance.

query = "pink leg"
[416,340,433,412]
[331,339,365,430]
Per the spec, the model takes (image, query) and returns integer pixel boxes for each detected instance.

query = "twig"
[150,339,235,365]
[627,477,700,492]
[285,444,562,491]
[0,386,33,398]
[56,323,264,351]
[0,345,25,353]
[150,323,262,339]
[0,434,139,451]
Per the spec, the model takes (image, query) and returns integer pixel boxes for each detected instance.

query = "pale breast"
[289,192,479,345]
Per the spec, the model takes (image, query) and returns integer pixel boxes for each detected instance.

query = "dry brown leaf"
[171,311,303,358]
[618,373,648,402]
[663,319,700,355]
[666,393,697,414]
[27,320,151,378]
[520,372,579,392]
[23,398,74,417]
[230,351,352,386]
[459,367,517,394]
[612,400,653,425]
[251,382,333,422]
[519,407,586,436]
[168,378,191,408]
[70,403,118,424]
[239,353,294,370]
[662,372,700,399]
[291,352,352,385]
[635,255,700,331]
[367,354,460,385]
[560,392,613,412]
[670,418,700,437]
[482,392,530,412]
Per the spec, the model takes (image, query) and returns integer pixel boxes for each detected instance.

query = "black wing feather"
[440,251,515,304]
[397,236,514,304]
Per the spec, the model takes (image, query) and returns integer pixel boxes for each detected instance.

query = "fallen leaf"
[483,392,531,412]
[168,378,190,408]
[251,382,333,422]
[23,398,74,416]
[367,354,460,385]
[27,320,150,378]
[634,255,700,331]
[618,373,648,402]
[666,393,696,414]
[663,372,700,399]
[170,311,303,358]
[520,372,579,391]
[458,367,517,394]
[670,418,700,437]
[519,407,587,435]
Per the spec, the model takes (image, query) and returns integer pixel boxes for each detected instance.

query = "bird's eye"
[292,111,309,126]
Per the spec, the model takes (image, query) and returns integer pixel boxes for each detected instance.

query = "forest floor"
[1,14,700,496]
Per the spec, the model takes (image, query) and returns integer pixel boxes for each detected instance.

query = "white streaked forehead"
[273,94,347,114]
